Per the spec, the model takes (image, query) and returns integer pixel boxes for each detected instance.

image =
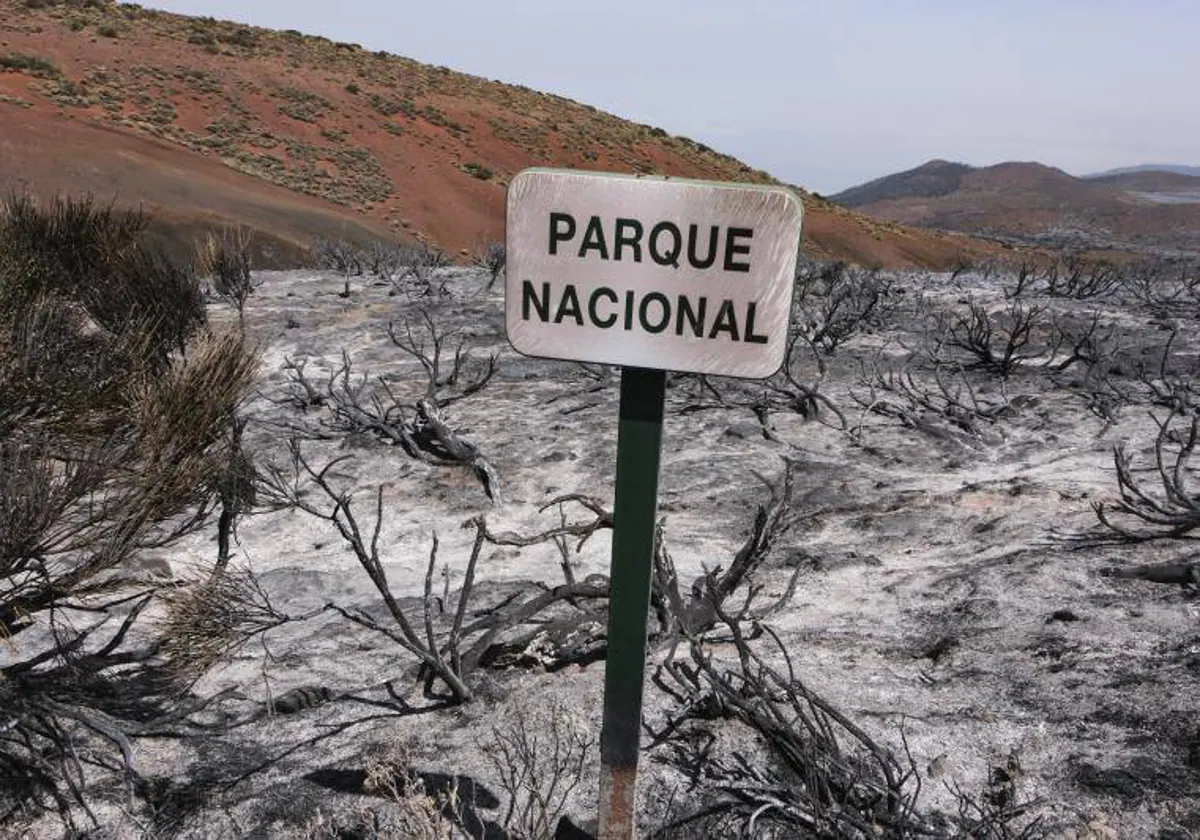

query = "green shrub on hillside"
[0,52,61,77]
[462,162,493,181]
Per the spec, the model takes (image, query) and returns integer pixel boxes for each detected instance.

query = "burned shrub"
[851,357,1009,449]
[0,195,257,832]
[198,224,258,322]
[1121,257,1200,317]
[392,242,452,298]
[281,305,500,500]
[1043,253,1122,300]
[794,260,897,355]
[0,193,206,366]
[1091,410,1200,542]
[939,299,1047,377]
[474,240,506,290]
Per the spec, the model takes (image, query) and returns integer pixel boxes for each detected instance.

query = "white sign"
[505,168,803,379]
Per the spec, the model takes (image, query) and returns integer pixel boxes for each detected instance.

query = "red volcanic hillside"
[0,0,999,267]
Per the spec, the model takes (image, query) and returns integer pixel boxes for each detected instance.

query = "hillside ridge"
[0,0,996,268]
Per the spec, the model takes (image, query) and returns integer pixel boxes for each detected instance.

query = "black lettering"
[686,224,718,269]
[723,227,753,272]
[588,286,619,328]
[649,221,682,268]
[639,292,671,333]
[549,212,575,255]
[675,295,707,337]
[578,215,609,260]
[522,280,551,321]
[613,218,643,262]
[744,301,768,344]
[709,299,740,341]
[624,290,635,330]
[554,284,583,325]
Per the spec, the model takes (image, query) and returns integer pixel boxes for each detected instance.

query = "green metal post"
[597,366,666,840]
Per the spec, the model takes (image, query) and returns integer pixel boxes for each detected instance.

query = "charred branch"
[646,605,932,838]
[386,309,498,407]
[677,331,846,432]
[473,241,506,290]
[1099,561,1200,588]
[940,299,1046,376]
[1002,260,1039,300]
[260,441,476,702]
[1087,411,1200,542]
[1134,330,1199,416]
[850,357,1009,448]
[281,307,500,501]
[795,261,898,356]
[1045,312,1118,373]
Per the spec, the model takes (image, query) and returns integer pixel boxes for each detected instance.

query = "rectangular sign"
[505,168,803,379]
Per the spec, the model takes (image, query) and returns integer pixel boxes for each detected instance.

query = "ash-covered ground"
[19,259,1200,838]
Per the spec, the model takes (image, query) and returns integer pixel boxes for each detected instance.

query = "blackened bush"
[0,193,206,366]
[794,259,897,354]
[0,194,258,832]
[198,224,258,322]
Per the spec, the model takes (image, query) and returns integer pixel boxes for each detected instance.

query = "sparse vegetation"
[0,52,60,77]
[186,27,215,46]
[218,25,258,49]
[276,85,330,123]
[461,162,493,181]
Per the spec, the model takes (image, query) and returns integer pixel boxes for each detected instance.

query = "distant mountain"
[831,159,1200,253]
[1085,164,1200,178]
[829,160,973,207]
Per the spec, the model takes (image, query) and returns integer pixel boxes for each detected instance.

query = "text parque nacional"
[521,212,771,344]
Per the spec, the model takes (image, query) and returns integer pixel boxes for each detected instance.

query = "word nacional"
[505,169,803,379]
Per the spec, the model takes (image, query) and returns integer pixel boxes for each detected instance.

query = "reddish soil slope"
[0,110,397,263]
[0,0,997,268]
[834,160,1200,253]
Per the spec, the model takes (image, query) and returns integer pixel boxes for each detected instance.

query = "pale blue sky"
[147,1,1198,194]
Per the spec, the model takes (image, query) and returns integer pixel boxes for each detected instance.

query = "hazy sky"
[147,1,1198,194]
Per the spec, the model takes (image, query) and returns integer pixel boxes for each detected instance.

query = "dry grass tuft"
[159,564,284,680]
[299,744,459,840]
